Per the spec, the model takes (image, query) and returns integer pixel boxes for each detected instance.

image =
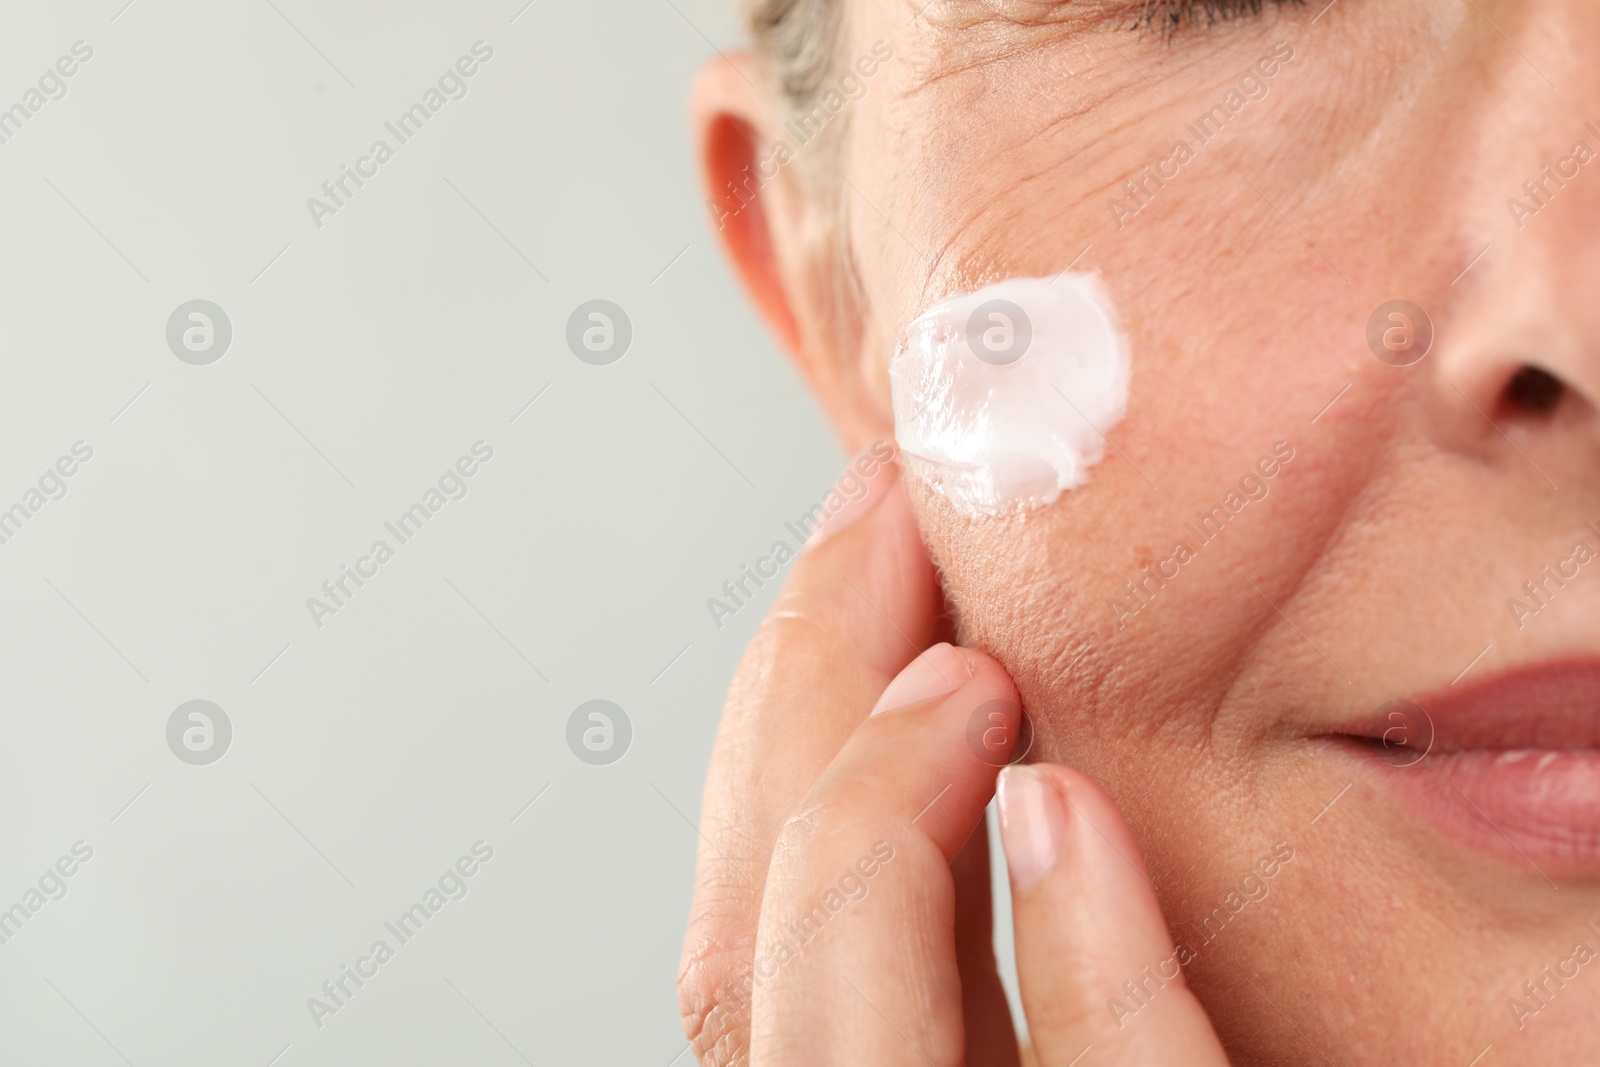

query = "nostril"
[1502,365,1566,418]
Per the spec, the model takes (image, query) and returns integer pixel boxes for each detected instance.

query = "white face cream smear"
[890,273,1130,516]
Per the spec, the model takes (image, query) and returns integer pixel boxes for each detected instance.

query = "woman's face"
[712,0,1600,1060]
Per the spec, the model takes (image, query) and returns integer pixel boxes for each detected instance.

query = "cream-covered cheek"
[889,274,1130,516]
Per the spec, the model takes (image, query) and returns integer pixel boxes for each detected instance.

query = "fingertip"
[871,641,972,715]
[953,646,1020,706]
[817,645,1023,865]
[1031,763,1155,887]
[804,441,904,548]
[1003,764,1230,1063]
[997,765,1068,891]
[869,643,1016,718]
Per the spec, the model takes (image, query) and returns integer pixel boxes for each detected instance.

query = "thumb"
[996,764,1230,1066]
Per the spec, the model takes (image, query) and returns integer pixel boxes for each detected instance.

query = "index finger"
[678,445,946,1064]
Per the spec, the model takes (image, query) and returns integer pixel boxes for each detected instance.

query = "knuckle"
[774,785,882,857]
[767,788,906,893]
[1023,977,1110,1042]
[677,938,755,1067]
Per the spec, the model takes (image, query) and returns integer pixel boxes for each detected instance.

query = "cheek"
[859,14,1422,720]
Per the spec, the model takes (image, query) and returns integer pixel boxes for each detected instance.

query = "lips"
[1331,660,1600,871]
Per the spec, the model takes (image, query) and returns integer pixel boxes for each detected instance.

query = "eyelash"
[1133,0,1300,34]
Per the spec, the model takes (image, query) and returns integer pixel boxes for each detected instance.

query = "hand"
[743,649,1235,1064]
[677,454,1231,1063]
[677,452,1016,1065]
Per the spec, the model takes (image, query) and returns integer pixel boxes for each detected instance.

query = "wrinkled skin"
[690,1,1600,1062]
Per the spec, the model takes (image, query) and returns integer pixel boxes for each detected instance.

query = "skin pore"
[695,0,1600,1062]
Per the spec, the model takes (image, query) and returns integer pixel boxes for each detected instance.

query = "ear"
[690,53,893,453]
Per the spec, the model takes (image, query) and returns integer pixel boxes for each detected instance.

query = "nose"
[1425,2,1600,486]
[1436,240,1600,472]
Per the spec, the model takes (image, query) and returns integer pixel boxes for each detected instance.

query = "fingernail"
[997,766,1067,890]
[870,642,971,715]
[807,441,900,547]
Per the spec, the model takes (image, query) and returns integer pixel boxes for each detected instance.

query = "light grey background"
[0,2,1023,1063]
